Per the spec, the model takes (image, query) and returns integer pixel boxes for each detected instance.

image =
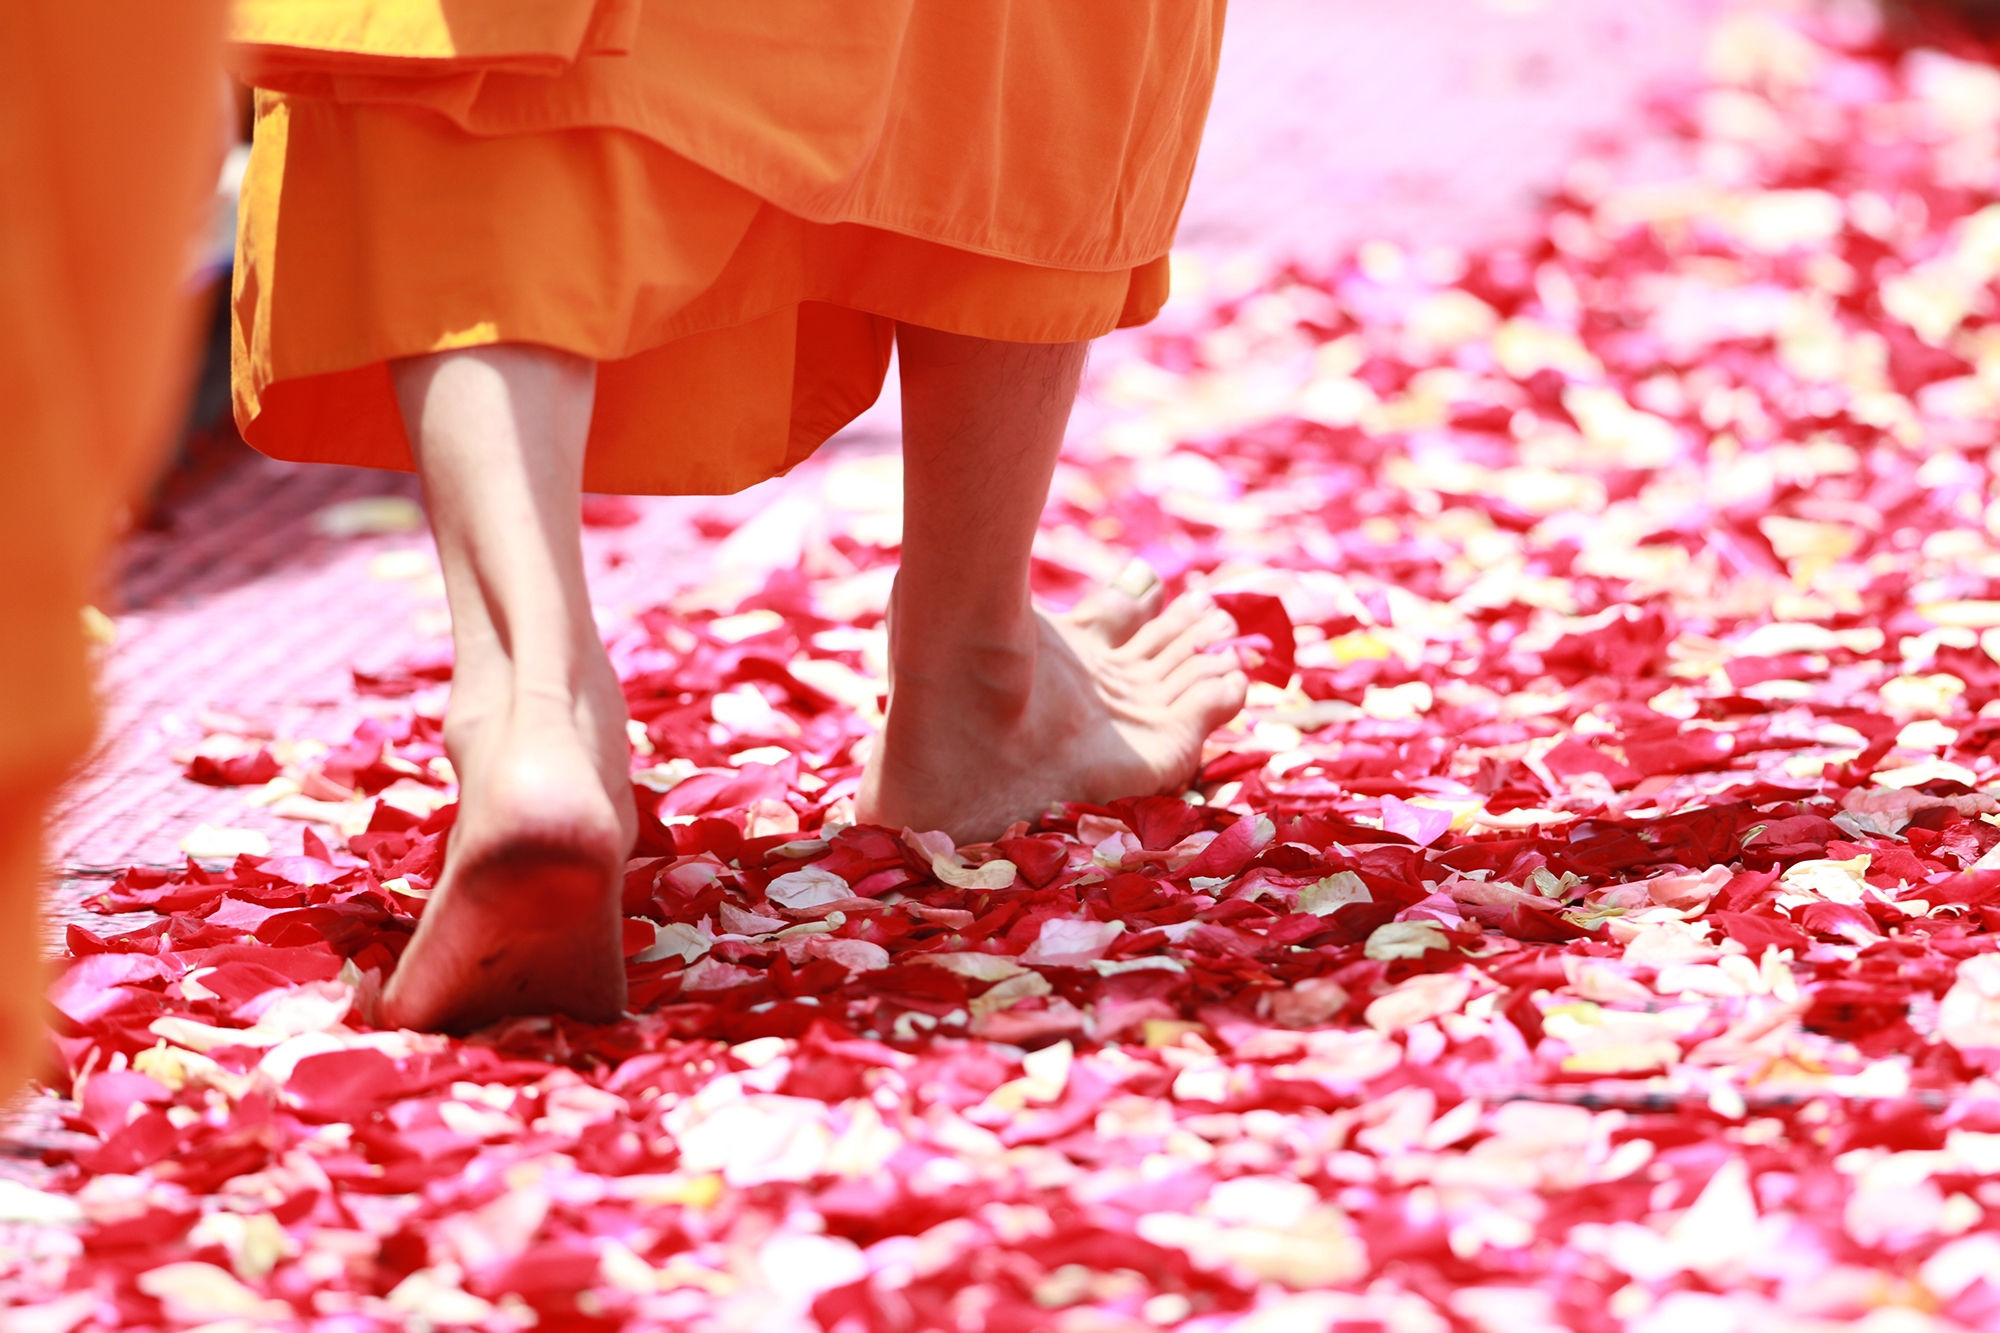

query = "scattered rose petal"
[765,865,853,910]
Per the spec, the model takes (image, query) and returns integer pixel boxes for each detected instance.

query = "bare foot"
[857,575,1250,842]
[380,669,635,1033]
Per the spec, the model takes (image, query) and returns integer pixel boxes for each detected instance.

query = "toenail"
[1111,558,1160,600]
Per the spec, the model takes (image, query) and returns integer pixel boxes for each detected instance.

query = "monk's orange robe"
[0,0,228,1094]
[229,0,1227,494]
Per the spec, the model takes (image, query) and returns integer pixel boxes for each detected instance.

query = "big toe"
[1064,558,1165,646]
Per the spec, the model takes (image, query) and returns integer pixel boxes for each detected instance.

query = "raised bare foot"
[857,570,1250,842]
[379,670,636,1033]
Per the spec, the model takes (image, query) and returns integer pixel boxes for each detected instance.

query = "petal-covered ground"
[22,8,2000,1333]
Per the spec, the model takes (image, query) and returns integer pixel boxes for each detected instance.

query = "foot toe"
[1166,647,1246,697]
[1065,559,1165,646]
[1150,607,1244,673]
[1175,668,1250,730]
[1118,590,1216,660]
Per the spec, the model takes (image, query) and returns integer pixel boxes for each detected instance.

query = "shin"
[859,326,1247,841]
[380,345,634,1032]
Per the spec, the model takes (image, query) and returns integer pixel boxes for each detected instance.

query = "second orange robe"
[0,0,227,1095]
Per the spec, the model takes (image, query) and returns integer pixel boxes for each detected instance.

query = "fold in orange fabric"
[232,0,640,80]
[231,0,1225,495]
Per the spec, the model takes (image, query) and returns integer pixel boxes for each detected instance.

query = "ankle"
[889,587,1038,670]
[887,655,1043,750]
[497,680,572,725]
[894,619,1038,686]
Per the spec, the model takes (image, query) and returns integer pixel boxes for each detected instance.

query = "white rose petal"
[766,865,854,910]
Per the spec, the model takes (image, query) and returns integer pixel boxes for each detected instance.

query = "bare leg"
[379,346,635,1033]
[857,326,1248,842]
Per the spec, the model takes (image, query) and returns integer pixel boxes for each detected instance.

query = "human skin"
[379,329,1247,1033]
